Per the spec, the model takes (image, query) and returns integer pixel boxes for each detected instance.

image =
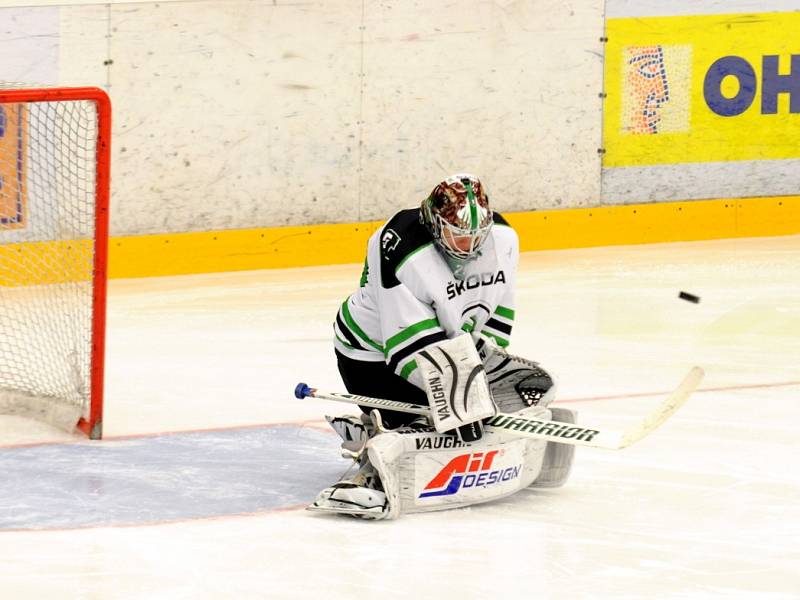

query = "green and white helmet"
[420,173,493,260]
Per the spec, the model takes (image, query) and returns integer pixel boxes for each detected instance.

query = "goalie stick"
[294,366,704,450]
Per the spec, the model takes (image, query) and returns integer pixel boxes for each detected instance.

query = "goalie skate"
[307,462,388,519]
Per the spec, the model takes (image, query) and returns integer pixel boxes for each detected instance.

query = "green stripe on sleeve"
[495,305,515,320]
[461,316,476,333]
[399,359,418,380]
[359,258,369,287]
[395,242,432,274]
[483,331,510,348]
[341,298,384,352]
[384,318,441,356]
[335,334,354,350]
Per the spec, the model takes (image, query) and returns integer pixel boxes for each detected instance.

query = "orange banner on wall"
[0,104,27,229]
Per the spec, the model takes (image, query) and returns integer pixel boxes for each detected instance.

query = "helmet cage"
[433,212,493,259]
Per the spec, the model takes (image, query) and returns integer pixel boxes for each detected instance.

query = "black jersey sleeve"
[492,211,510,226]
[379,208,434,289]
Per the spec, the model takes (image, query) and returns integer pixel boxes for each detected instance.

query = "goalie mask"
[421,173,493,262]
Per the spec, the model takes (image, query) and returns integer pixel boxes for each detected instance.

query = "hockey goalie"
[312,173,575,520]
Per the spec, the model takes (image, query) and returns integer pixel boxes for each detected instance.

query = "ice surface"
[0,235,798,599]
[0,425,342,530]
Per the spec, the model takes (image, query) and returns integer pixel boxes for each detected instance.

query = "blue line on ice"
[0,424,344,530]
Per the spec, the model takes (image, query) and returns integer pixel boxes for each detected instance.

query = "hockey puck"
[679,291,700,304]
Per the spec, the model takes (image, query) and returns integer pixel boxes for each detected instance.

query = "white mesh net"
[0,90,102,432]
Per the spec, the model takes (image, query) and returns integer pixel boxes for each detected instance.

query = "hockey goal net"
[0,86,110,439]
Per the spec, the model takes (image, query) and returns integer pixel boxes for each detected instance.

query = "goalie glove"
[475,333,556,413]
[415,333,497,442]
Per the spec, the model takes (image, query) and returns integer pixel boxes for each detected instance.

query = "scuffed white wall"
[357,1,603,221]
[606,0,800,18]
[0,8,60,84]
[109,2,364,234]
[0,0,605,236]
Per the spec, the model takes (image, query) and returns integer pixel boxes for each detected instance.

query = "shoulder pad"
[492,211,511,226]
[380,209,433,289]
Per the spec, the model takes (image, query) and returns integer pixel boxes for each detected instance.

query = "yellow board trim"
[0,239,93,286]
[507,196,800,251]
[2,196,799,284]
[108,221,382,278]
[106,196,799,279]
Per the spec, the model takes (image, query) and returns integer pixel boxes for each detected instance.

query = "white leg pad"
[365,405,551,518]
[530,407,576,488]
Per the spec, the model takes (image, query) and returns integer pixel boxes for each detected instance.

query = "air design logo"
[418,450,522,498]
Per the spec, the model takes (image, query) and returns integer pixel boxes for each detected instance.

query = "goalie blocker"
[416,333,497,442]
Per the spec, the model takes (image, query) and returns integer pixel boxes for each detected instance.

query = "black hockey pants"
[335,350,427,429]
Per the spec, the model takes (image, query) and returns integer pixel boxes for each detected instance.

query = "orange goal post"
[0,86,111,439]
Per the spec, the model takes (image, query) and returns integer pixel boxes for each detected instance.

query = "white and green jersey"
[334,208,518,387]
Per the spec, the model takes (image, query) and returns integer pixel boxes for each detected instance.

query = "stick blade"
[617,366,704,449]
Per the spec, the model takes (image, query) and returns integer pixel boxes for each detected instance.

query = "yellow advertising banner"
[604,12,800,167]
[0,104,27,229]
